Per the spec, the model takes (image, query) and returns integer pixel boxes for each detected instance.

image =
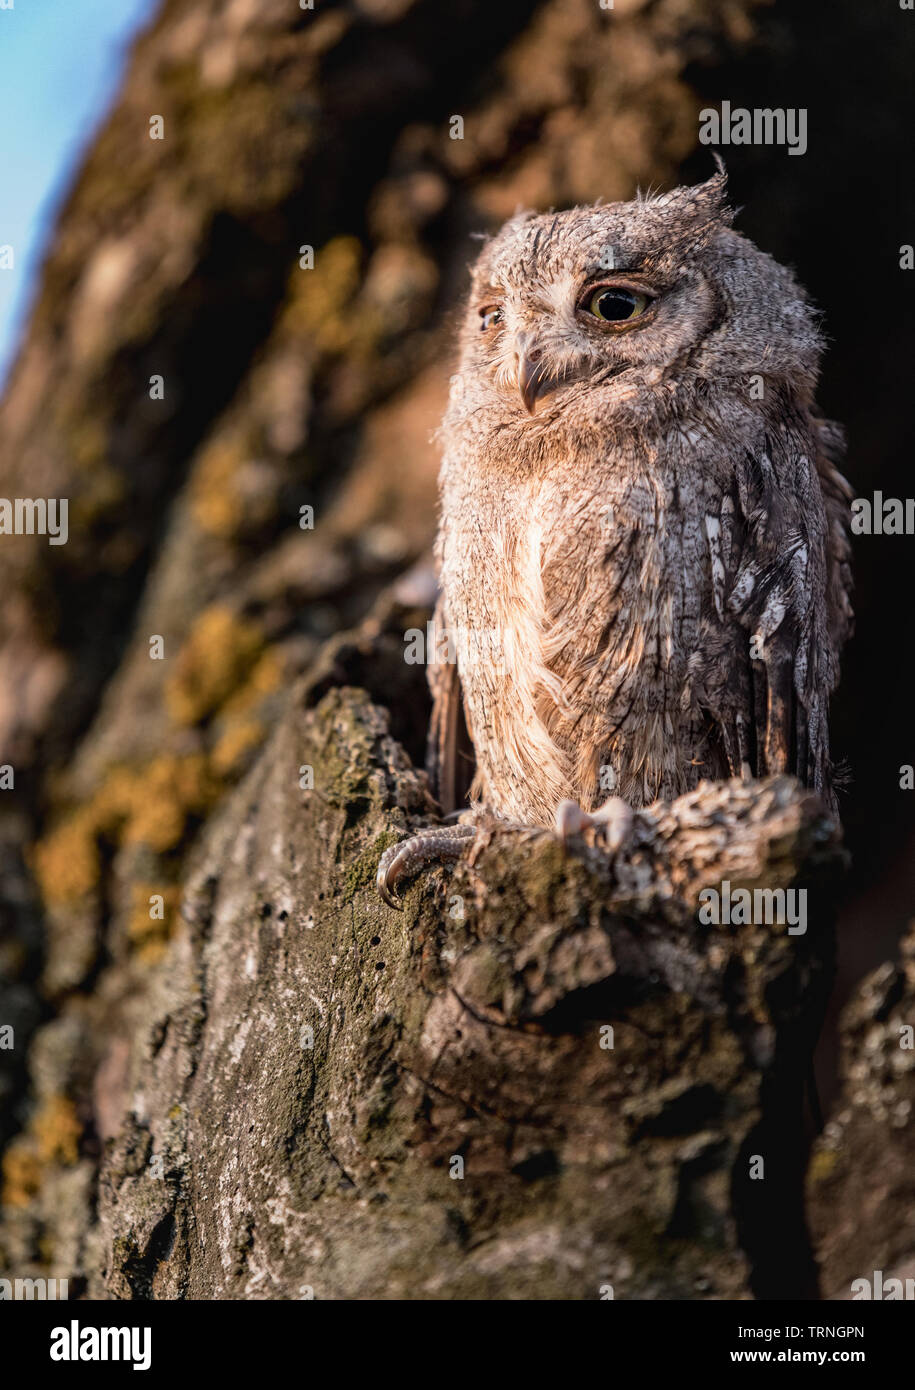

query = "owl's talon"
[376,824,477,910]
[590,796,634,854]
[555,799,589,846]
[554,796,633,856]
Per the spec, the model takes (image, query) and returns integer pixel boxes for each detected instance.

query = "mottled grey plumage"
[379,169,853,906]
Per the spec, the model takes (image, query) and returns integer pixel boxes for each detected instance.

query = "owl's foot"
[376,798,633,910]
[376,823,476,911]
[554,796,633,855]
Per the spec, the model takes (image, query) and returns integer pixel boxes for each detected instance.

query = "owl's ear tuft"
[690,156,732,223]
[651,160,733,231]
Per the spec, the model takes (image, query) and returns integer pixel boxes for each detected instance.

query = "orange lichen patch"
[209,647,283,775]
[33,754,221,908]
[1,1141,42,1208]
[34,1096,82,1166]
[32,807,103,905]
[282,236,378,355]
[218,646,283,720]
[210,719,264,778]
[165,605,264,727]
[32,627,276,913]
[1,1096,82,1208]
[127,882,181,964]
[189,436,246,539]
[807,1147,839,1184]
[120,754,217,849]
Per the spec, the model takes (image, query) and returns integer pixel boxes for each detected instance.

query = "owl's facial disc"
[477,261,667,415]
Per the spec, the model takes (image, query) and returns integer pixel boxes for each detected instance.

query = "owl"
[378,168,853,907]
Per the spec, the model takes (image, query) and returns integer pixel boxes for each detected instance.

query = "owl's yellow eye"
[479,306,503,331]
[585,287,650,322]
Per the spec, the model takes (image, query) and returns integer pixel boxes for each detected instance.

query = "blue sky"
[0,0,158,387]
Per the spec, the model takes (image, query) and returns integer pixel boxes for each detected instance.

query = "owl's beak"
[515,343,552,414]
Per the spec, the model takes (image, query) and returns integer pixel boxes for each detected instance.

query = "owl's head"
[448,169,822,435]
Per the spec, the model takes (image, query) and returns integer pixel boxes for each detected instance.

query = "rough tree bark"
[87,646,842,1300]
[807,935,915,1300]
[2,592,843,1300]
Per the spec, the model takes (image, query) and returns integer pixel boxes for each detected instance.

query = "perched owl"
[378,168,853,907]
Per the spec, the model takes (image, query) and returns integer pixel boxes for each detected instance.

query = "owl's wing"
[426,594,476,814]
[692,412,852,815]
[814,416,855,657]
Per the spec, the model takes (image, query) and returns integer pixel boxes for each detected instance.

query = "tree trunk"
[91,657,841,1300]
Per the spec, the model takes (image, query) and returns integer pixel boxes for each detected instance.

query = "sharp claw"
[376,844,406,912]
[554,796,633,855]
[379,882,404,911]
[555,799,588,845]
[377,880,403,912]
[591,796,634,855]
[375,825,477,911]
